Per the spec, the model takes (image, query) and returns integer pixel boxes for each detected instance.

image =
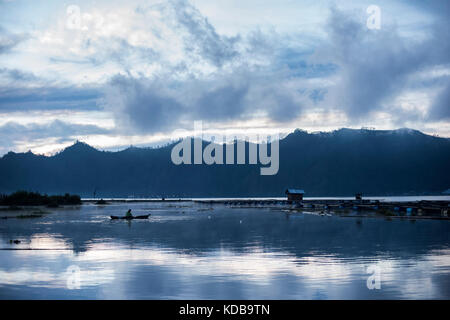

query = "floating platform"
[193,199,450,219]
[81,198,449,219]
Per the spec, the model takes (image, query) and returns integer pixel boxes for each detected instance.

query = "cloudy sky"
[0,0,449,155]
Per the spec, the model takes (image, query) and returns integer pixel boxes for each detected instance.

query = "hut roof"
[285,189,305,195]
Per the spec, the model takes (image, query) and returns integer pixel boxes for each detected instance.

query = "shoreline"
[81,195,450,202]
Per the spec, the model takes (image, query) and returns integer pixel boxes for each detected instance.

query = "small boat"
[110,214,150,220]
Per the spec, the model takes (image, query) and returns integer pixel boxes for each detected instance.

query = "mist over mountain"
[0,128,449,198]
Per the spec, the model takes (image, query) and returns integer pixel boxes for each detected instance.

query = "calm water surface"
[0,201,449,299]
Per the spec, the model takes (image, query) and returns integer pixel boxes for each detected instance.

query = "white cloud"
[0,0,449,154]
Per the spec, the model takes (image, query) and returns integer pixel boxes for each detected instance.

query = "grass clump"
[0,191,81,206]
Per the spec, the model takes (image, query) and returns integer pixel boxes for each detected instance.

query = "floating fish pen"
[194,199,450,219]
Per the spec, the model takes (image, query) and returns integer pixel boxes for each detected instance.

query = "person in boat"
[125,209,133,218]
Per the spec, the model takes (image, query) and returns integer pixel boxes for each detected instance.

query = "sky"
[0,0,449,155]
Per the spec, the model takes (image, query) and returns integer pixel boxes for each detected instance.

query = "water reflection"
[0,202,449,299]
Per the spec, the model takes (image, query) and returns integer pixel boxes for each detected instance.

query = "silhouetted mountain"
[0,128,449,197]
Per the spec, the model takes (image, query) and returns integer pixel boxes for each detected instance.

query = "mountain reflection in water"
[0,201,449,299]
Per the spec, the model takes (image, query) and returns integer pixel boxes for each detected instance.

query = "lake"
[0,200,449,299]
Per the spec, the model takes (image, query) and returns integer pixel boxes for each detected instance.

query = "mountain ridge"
[1,128,449,197]
[1,128,447,159]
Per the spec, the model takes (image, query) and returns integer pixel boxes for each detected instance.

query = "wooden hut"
[285,189,305,201]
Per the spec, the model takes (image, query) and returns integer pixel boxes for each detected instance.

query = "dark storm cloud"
[105,74,250,134]
[317,7,450,120]
[105,67,303,134]
[107,75,185,133]
[194,82,250,121]
[194,71,302,123]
